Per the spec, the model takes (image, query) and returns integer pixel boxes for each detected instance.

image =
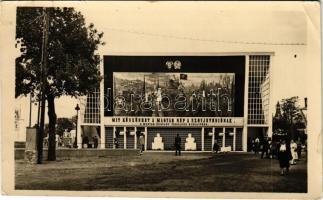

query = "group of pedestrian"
[262,137,304,176]
[251,137,277,159]
[132,133,182,156]
[250,137,261,154]
[277,138,303,165]
[113,133,145,155]
[81,135,99,148]
[250,136,305,175]
[115,131,305,177]
[277,139,303,175]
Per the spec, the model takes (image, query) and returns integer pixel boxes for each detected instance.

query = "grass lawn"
[15,152,307,192]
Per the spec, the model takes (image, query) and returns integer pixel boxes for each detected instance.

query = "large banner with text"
[104,117,243,127]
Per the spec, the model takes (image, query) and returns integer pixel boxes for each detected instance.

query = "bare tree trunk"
[37,94,45,164]
[47,94,57,161]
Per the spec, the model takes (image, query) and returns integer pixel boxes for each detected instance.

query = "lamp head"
[75,104,80,111]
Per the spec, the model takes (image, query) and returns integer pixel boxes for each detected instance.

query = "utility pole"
[37,8,49,164]
[29,94,32,127]
[37,96,40,125]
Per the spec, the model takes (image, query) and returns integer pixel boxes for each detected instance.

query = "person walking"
[93,136,99,148]
[175,134,181,156]
[278,139,292,175]
[139,133,145,155]
[290,140,298,165]
[247,137,251,152]
[251,139,255,153]
[267,138,272,158]
[254,137,260,154]
[82,136,89,148]
[213,139,220,154]
[261,138,269,159]
[114,137,119,149]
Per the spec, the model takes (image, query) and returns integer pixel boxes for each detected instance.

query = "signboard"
[104,117,244,127]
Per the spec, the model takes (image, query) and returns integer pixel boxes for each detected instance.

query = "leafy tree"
[273,97,304,140]
[56,118,75,136]
[280,96,302,139]
[71,115,77,126]
[15,7,104,161]
[273,101,287,133]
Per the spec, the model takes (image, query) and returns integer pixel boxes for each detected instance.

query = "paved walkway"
[15,152,307,192]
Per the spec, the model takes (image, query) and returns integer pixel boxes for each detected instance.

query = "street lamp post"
[29,94,32,127]
[74,104,80,148]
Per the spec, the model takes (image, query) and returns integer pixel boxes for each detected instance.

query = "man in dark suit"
[175,134,181,156]
[261,138,269,159]
[93,136,99,148]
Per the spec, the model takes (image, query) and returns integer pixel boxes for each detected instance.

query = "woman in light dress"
[290,140,298,164]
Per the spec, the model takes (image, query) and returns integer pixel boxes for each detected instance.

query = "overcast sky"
[13,1,314,129]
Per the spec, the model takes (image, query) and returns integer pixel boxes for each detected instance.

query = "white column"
[201,127,205,151]
[267,55,274,138]
[242,127,248,152]
[144,127,147,151]
[99,56,105,149]
[242,55,249,152]
[233,128,236,151]
[77,123,82,149]
[211,127,215,150]
[100,125,105,149]
[113,126,116,149]
[123,127,126,149]
[134,127,137,149]
[222,127,226,148]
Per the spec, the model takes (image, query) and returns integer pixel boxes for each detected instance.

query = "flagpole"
[37,8,48,164]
